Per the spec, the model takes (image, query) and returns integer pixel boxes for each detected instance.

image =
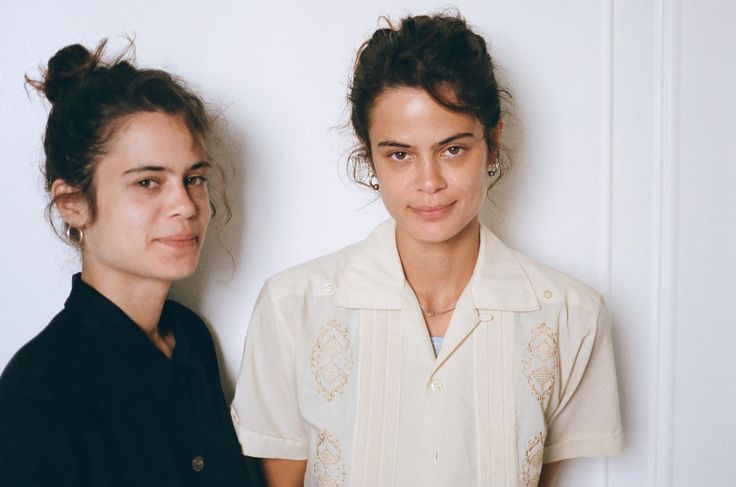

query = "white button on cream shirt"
[232,220,623,487]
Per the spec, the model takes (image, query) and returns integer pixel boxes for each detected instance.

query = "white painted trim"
[598,0,614,299]
[599,0,614,485]
[649,0,679,485]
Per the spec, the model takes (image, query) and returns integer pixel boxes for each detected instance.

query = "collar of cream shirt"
[334,219,541,312]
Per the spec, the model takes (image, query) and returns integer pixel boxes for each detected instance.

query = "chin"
[149,260,200,283]
[400,225,457,245]
[399,215,478,246]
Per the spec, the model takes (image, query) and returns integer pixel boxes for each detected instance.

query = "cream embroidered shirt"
[231,219,623,487]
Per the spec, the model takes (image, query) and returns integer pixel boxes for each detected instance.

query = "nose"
[416,156,446,194]
[168,182,197,219]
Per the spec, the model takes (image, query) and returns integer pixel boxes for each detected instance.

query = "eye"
[389,151,409,161]
[445,145,465,156]
[185,175,208,187]
[136,178,159,189]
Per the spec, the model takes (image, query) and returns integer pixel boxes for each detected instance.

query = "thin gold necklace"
[418,302,456,318]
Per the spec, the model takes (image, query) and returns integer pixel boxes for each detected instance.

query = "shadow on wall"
[479,103,527,239]
[169,116,250,401]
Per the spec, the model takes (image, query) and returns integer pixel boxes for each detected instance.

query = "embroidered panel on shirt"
[311,319,352,402]
[520,431,545,487]
[314,429,346,487]
[522,322,559,402]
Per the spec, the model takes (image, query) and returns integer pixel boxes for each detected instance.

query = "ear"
[51,179,90,228]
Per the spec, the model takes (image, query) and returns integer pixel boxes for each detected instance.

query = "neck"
[80,267,170,337]
[396,218,481,312]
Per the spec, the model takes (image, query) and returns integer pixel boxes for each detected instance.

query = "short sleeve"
[230,281,308,460]
[543,297,624,463]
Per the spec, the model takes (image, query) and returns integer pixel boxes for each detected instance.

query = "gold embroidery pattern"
[522,322,559,402]
[314,429,346,487]
[520,432,545,487]
[311,320,352,402]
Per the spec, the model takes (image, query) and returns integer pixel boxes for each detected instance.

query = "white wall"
[1,1,733,485]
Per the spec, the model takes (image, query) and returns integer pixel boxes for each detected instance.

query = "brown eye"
[446,146,464,156]
[185,175,208,186]
[137,178,158,189]
[391,151,408,161]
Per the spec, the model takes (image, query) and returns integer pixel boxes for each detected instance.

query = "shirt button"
[544,290,553,299]
[323,282,335,294]
[430,380,443,391]
[192,455,205,472]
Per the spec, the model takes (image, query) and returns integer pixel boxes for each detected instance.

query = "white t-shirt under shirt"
[231,219,623,487]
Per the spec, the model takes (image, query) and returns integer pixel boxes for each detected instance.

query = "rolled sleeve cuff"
[237,429,308,460]
[231,405,308,459]
[543,429,624,463]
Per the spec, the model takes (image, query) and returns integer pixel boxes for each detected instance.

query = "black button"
[192,455,204,472]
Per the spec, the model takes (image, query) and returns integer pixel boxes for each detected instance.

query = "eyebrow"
[376,140,411,149]
[376,132,477,149]
[122,161,211,175]
[437,132,476,146]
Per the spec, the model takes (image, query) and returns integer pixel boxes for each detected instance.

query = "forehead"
[99,112,204,172]
[368,87,482,142]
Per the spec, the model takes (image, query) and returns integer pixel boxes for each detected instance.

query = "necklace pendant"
[425,308,436,317]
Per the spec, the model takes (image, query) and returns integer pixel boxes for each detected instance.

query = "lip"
[155,233,199,248]
[410,202,456,219]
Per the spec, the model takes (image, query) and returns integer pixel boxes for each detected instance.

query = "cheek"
[195,192,212,224]
[99,199,157,235]
[201,204,212,226]
[376,176,406,208]
[460,167,488,206]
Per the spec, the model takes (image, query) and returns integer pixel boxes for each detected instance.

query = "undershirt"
[430,336,444,356]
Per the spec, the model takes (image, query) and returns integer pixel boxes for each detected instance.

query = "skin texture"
[540,461,562,486]
[368,86,491,338]
[53,112,211,355]
[261,459,307,487]
[369,87,489,250]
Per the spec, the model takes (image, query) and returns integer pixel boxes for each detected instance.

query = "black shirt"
[0,274,261,486]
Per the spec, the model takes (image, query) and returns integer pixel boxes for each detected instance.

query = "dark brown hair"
[27,39,229,243]
[348,13,509,189]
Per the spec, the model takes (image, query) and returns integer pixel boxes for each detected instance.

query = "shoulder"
[263,240,361,299]
[263,220,398,304]
[513,250,605,314]
[0,309,83,407]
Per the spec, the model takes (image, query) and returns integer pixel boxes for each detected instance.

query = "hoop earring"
[487,160,501,177]
[369,172,380,191]
[66,225,84,245]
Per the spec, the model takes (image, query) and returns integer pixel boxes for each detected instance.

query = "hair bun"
[42,44,95,104]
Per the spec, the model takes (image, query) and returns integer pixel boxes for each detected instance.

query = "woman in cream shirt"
[232,13,623,487]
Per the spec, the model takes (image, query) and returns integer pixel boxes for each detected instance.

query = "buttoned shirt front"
[232,220,623,487]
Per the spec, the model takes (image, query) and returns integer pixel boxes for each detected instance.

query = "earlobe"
[51,179,90,228]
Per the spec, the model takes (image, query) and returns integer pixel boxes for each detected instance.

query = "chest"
[54,351,245,486]
[291,296,565,487]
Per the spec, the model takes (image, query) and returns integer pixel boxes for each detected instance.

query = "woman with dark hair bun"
[232,13,623,487]
[0,41,261,486]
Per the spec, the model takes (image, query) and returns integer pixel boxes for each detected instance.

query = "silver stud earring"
[487,160,500,177]
[369,173,380,191]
